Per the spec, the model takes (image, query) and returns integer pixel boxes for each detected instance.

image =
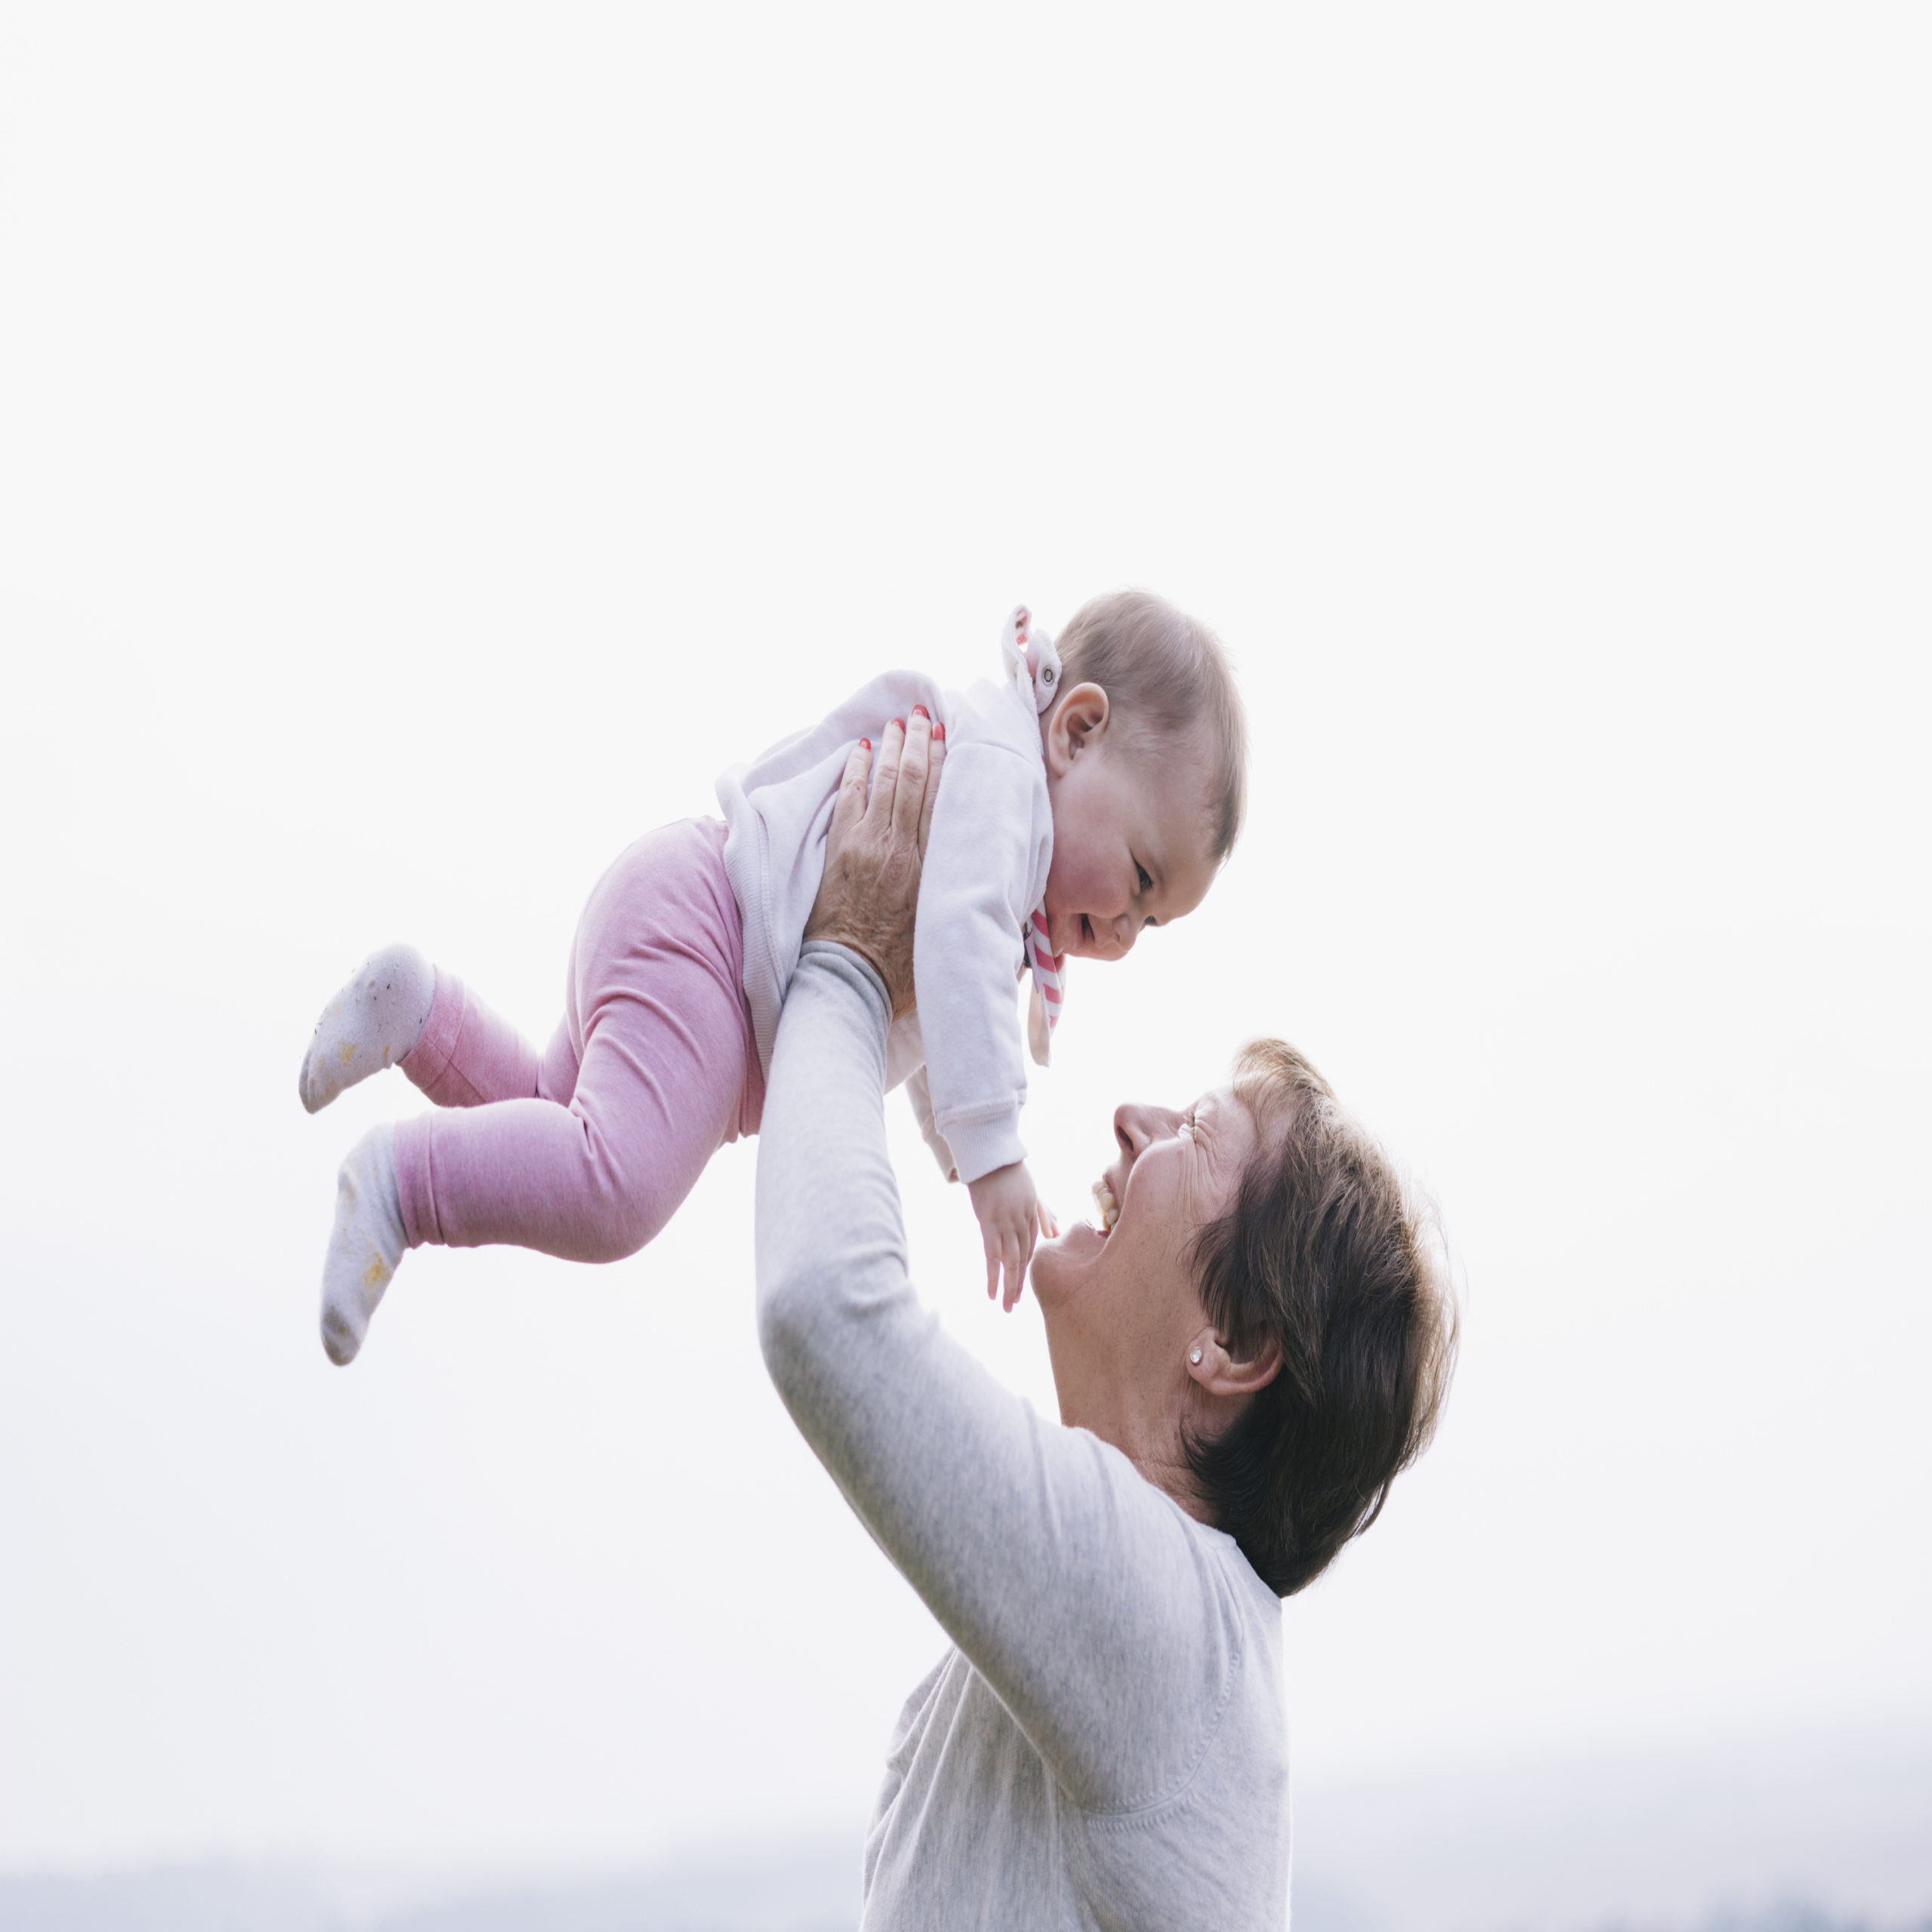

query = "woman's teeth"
[1092,1180,1119,1233]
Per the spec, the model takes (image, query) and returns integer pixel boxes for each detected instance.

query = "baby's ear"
[1044,681,1110,773]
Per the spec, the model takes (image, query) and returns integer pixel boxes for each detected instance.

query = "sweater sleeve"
[903,1066,958,1180]
[910,738,1044,1183]
[756,943,1237,1815]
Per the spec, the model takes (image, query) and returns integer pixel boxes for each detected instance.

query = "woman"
[758,712,1457,1929]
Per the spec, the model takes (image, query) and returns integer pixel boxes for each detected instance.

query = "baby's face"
[1041,723,1221,962]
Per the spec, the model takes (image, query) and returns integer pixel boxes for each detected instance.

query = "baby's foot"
[320,1124,408,1366]
[299,944,435,1113]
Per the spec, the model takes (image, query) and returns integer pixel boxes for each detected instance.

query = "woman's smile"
[1091,1177,1120,1232]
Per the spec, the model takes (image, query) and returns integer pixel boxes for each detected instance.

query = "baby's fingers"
[1003,1221,1035,1313]
[983,1226,1002,1302]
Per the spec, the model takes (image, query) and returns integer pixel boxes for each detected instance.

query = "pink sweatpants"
[392,817,764,1263]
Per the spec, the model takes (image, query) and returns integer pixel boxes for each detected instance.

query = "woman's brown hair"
[1184,1041,1459,1596]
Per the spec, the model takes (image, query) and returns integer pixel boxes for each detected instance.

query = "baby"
[300,590,1247,1361]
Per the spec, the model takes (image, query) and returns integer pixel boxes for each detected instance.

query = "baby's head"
[1038,590,1247,961]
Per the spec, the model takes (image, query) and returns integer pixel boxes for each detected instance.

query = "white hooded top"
[715,637,1057,1185]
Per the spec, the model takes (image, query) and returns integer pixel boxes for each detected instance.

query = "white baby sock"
[299,943,436,1114]
[320,1124,408,1366]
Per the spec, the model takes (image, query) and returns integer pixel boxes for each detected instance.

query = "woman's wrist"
[798,939,892,1027]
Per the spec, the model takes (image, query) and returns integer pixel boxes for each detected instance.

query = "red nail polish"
[891,718,905,731]
[860,737,871,751]
[933,722,946,741]
[912,705,929,720]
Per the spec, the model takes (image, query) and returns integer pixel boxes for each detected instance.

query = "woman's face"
[1030,1082,1260,1436]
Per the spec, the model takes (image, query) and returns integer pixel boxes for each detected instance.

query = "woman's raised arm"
[755,720,1235,1815]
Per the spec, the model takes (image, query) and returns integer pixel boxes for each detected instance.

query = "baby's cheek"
[1044,834,1098,905]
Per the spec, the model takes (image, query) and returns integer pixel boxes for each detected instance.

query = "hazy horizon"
[7,1712,1929,1930]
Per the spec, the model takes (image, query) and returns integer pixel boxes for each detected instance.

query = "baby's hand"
[966,1161,1058,1312]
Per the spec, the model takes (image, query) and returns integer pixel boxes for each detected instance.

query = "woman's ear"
[1186,1329,1283,1398]
[1043,682,1110,777]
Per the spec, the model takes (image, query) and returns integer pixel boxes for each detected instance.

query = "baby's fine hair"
[1055,589,1247,862]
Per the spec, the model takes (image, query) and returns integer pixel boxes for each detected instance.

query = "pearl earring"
[1189,1347,1203,1365]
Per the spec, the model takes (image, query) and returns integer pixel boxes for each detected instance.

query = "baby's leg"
[300,946,572,1115]
[315,987,579,1367]
[321,820,759,1361]
[393,820,759,1260]
[398,971,579,1111]
[309,951,586,1362]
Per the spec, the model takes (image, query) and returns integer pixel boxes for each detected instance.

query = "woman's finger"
[826,737,873,848]
[893,709,931,845]
[917,718,946,856]
[866,718,906,833]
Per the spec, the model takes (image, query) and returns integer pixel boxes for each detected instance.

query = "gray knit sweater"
[756,943,1290,1930]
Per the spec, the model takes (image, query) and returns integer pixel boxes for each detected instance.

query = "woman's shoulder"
[1061,1423,1281,1684]
[1048,1447,1284,1832]
[1167,1484,1285,1677]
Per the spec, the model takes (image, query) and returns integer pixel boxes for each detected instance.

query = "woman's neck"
[1056,1371,1208,1522]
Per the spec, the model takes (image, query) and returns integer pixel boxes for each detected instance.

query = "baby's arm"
[912,736,1055,1303]
[904,1065,958,1180]
[911,740,1040,1174]
[966,1161,1058,1310]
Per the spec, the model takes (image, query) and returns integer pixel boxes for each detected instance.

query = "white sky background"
[1,1,1927,1878]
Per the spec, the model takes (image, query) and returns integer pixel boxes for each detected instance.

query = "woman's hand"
[803,708,946,1019]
